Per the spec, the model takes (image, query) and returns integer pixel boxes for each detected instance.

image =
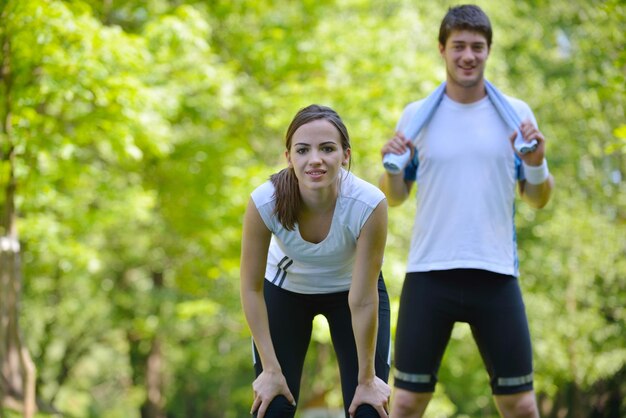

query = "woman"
[240,104,390,418]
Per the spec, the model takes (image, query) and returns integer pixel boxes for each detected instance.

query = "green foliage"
[1,0,623,416]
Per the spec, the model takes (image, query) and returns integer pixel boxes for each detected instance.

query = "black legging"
[252,275,390,418]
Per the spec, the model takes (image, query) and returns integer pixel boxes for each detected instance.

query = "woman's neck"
[297,186,338,244]
[299,187,337,214]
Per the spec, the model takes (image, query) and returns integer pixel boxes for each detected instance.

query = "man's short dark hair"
[438,4,492,48]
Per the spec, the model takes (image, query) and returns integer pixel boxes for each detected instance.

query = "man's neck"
[445,78,487,104]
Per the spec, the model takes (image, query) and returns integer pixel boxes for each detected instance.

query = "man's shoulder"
[403,97,429,113]
[502,93,529,105]
[502,93,533,115]
[397,97,429,125]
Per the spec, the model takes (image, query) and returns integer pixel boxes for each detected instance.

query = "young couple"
[240,5,553,418]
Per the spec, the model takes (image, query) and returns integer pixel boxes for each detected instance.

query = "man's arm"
[520,173,554,209]
[379,131,415,207]
[511,120,554,209]
[378,172,414,207]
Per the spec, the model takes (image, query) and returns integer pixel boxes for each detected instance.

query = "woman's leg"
[252,281,314,417]
[326,275,391,418]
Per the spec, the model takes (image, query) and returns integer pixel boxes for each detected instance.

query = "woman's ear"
[343,148,351,166]
[285,149,292,167]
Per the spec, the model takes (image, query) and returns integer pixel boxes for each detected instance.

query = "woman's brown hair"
[270,104,351,230]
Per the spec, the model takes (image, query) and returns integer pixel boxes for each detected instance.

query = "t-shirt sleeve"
[352,177,386,237]
[250,181,278,233]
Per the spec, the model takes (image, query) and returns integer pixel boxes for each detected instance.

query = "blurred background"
[0,0,624,417]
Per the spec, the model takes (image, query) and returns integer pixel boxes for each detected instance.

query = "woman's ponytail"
[270,167,300,231]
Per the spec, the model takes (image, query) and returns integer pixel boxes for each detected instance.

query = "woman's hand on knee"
[251,370,296,418]
[348,376,391,418]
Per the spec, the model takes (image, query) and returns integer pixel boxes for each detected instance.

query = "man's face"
[439,30,490,89]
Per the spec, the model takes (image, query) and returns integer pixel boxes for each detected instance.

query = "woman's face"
[286,119,350,193]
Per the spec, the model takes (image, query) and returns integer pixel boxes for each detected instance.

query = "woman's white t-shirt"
[251,170,385,294]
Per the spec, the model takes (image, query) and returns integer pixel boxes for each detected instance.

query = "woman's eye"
[296,148,307,154]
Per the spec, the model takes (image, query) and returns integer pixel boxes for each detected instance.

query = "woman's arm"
[348,200,390,418]
[240,198,295,417]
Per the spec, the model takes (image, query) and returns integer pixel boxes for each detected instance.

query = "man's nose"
[461,47,474,61]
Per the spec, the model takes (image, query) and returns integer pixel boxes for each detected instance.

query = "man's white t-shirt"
[251,169,386,294]
[399,94,537,277]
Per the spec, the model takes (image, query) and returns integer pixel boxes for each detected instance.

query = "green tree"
[1,0,624,417]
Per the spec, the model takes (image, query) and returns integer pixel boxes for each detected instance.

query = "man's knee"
[391,389,432,417]
[495,391,539,418]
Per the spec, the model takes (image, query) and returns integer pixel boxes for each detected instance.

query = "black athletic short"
[393,269,534,395]
[253,274,391,418]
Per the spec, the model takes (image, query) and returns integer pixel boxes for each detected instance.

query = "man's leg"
[494,391,539,418]
[391,388,432,418]
[466,270,539,418]
[391,271,457,418]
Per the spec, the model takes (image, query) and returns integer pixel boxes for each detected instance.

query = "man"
[379,5,553,418]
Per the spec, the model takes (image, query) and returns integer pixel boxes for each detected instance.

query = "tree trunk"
[0,143,36,418]
[142,271,165,418]
[141,337,165,418]
[0,22,36,417]
[130,271,165,418]
[565,267,582,418]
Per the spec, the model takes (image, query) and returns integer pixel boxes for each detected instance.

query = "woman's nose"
[309,151,322,163]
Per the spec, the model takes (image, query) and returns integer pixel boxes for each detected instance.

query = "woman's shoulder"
[341,171,385,206]
[250,179,276,208]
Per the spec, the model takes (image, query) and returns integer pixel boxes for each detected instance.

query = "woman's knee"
[352,403,380,418]
[253,395,296,418]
